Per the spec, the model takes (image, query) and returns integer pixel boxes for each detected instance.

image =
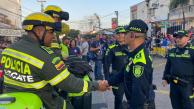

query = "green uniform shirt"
[0,35,98,109]
[60,43,69,59]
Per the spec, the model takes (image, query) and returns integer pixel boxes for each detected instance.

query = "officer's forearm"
[162,59,171,81]
[56,74,98,93]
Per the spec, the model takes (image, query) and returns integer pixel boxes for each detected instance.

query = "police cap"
[125,19,148,33]
[114,26,127,34]
[173,30,188,38]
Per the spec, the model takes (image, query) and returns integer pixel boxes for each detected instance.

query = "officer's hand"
[162,80,168,87]
[97,80,109,91]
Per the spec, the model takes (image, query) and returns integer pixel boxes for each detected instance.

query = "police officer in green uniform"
[104,26,128,109]
[0,13,108,109]
[108,19,154,109]
[61,36,70,60]
[162,30,194,109]
[44,5,69,60]
[44,5,93,109]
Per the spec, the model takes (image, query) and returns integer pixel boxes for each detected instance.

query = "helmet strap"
[32,29,47,46]
[41,30,47,45]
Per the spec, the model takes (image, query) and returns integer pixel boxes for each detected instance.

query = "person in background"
[80,36,89,61]
[69,39,81,57]
[104,26,128,109]
[162,30,194,109]
[90,34,103,80]
[61,36,70,60]
[191,33,194,45]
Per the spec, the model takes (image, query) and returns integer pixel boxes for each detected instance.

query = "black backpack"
[65,56,93,78]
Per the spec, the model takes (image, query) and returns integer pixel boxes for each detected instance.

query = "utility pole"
[115,11,119,27]
[94,13,101,30]
[37,0,46,12]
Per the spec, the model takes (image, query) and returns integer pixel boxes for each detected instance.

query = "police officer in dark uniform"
[162,30,194,109]
[104,26,128,109]
[0,12,108,109]
[108,19,154,109]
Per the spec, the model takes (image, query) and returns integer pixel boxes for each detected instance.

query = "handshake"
[97,80,111,91]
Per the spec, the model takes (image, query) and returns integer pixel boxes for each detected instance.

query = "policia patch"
[133,65,144,78]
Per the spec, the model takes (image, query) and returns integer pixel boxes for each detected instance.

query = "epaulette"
[189,45,194,50]
[133,49,146,64]
[108,44,117,49]
[51,43,61,49]
[41,46,54,54]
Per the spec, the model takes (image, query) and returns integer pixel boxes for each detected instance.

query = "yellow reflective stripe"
[83,80,88,92]
[149,55,152,61]
[169,53,190,58]
[63,100,66,109]
[83,75,90,81]
[68,75,90,97]
[48,69,70,86]
[68,81,89,97]
[4,76,47,89]
[115,52,126,56]
[2,48,44,69]
[68,92,85,97]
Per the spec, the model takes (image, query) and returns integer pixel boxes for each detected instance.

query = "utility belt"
[169,75,192,86]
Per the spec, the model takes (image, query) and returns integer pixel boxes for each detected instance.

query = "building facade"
[169,0,194,32]
[130,1,148,21]
[0,0,21,29]
[0,0,22,43]
[130,0,194,35]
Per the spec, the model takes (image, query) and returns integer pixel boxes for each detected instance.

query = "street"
[92,56,172,109]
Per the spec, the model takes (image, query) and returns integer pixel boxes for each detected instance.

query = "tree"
[169,0,189,29]
[67,29,80,38]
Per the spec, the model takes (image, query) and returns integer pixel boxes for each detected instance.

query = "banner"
[112,18,118,29]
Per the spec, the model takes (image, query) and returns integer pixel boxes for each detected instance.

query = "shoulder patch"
[133,65,144,78]
[52,56,65,71]
[41,46,54,54]
[133,49,146,64]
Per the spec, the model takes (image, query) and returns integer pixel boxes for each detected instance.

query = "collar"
[178,43,190,50]
[22,35,40,46]
[130,43,145,58]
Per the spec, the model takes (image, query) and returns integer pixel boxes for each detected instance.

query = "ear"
[33,26,45,38]
[130,32,135,39]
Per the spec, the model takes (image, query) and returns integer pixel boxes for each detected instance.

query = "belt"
[173,75,194,81]
[172,76,190,86]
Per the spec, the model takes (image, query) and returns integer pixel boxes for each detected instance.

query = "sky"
[22,0,143,30]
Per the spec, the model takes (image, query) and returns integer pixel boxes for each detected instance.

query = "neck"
[178,42,188,48]
[28,33,39,42]
[118,41,125,45]
[128,40,144,52]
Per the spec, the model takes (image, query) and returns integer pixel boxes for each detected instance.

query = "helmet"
[22,12,55,31]
[44,5,69,21]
